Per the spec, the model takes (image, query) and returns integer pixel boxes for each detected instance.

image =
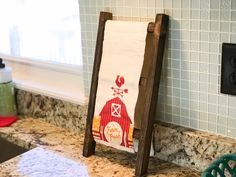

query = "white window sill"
[1,54,88,105]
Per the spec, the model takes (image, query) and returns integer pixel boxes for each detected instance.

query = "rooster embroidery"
[115,75,125,88]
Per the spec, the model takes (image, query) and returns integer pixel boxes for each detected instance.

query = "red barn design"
[92,75,134,149]
[99,96,132,147]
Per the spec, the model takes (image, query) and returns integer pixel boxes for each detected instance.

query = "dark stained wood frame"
[83,12,112,157]
[83,11,169,177]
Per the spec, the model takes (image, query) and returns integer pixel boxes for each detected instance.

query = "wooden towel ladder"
[83,12,169,177]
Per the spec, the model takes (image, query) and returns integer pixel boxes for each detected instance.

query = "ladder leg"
[82,11,112,157]
[135,14,169,176]
[135,118,154,176]
[83,132,96,157]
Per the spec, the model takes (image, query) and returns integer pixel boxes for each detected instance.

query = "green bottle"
[0,59,17,116]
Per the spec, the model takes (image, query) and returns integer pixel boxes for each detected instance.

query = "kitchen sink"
[0,137,28,163]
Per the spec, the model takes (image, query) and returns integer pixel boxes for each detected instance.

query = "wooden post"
[83,12,112,157]
[135,14,169,177]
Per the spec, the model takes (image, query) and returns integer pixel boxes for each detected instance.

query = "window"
[0,0,86,105]
[0,0,82,66]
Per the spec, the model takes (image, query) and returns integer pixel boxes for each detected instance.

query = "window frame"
[1,53,87,105]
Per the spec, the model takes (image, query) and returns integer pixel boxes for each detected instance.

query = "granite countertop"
[0,117,201,177]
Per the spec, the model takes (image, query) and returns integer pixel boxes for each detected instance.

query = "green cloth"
[0,82,17,116]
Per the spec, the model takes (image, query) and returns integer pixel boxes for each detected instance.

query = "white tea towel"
[92,20,148,153]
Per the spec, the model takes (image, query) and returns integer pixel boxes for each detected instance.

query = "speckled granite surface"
[15,89,236,173]
[154,123,236,172]
[0,118,200,177]
[16,89,87,133]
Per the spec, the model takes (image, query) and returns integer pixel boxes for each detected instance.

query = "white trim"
[0,54,83,75]
[2,56,88,105]
[13,80,87,105]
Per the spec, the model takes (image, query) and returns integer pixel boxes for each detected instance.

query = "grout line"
[185,0,191,128]
[179,0,183,126]
[226,0,231,137]
[203,0,211,132]
[171,0,178,125]
[216,0,221,135]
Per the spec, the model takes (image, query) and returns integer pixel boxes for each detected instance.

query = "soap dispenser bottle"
[0,58,17,117]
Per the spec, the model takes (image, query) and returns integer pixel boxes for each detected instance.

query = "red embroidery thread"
[93,75,133,148]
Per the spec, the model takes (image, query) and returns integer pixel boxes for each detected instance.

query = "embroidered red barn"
[92,75,133,148]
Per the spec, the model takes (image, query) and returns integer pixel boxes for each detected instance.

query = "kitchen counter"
[0,117,201,177]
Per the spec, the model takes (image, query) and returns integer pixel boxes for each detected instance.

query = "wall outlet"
[221,43,236,95]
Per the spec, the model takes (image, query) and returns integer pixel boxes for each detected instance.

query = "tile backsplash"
[79,0,236,138]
